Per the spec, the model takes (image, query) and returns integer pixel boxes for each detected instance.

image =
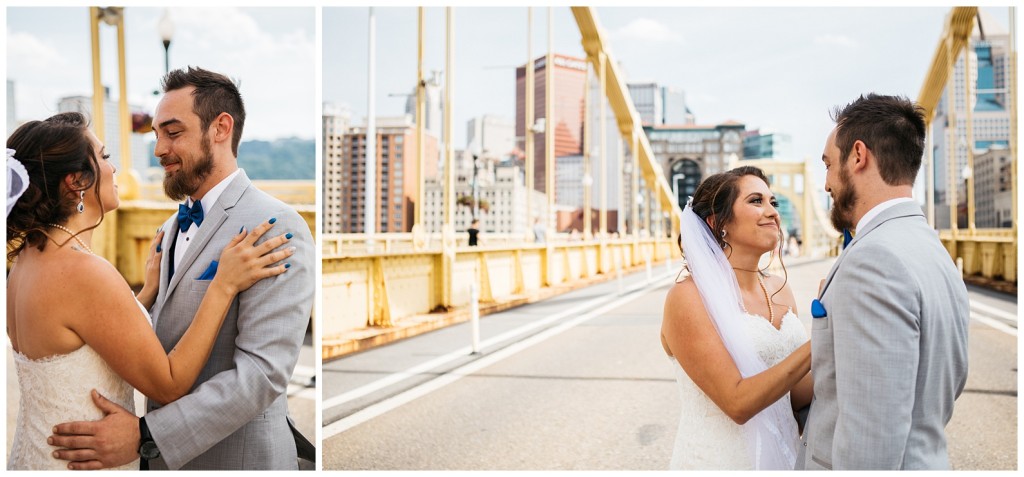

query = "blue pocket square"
[811,299,827,318]
[197,260,219,280]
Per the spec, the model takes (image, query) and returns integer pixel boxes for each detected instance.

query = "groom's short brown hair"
[831,94,925,187]
[162,66,246,156]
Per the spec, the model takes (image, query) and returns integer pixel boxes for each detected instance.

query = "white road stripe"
[969,301,1018,323]
[322,274,670,438]
[971,312,1017,337]
[287,384,317,400]
[322,271,672,412]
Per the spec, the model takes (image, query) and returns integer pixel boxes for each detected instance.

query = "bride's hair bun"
[6,112,101,261]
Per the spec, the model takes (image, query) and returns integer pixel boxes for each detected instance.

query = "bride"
[661,166,813,470]
[6,112,295,470]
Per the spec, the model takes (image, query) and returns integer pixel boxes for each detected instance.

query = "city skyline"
[7,6,315,141]
[322,6,1012,189]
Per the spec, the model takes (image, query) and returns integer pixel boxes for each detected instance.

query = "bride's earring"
[720,229,728,249]
[77,191,85,214]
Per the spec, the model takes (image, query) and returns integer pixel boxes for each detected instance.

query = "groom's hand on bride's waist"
[48,389,140,470]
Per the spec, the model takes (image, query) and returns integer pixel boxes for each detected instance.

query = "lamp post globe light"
[158,8,175,74]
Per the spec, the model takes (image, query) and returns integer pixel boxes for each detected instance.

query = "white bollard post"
[616,253,624,295]
[470,281,480,354]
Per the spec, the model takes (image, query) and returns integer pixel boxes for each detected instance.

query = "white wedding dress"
[668,309,807,470]
[7,303,149,470]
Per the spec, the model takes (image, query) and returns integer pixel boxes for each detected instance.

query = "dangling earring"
[720,229,729,250]
[77,191,85,214]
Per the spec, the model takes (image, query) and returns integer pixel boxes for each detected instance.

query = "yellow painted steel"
[914,6,1016,282]
[917,7,979,119]
[572,7,681,225]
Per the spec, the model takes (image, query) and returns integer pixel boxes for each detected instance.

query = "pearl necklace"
[47,223,94,255]
[755,274,775,325]
[734,268,775,325]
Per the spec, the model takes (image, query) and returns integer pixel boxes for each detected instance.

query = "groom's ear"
[850,139,870,174]
[210,112,235,146]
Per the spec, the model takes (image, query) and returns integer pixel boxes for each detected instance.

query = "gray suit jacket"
[145,170,314,470]
[797,201,969,470]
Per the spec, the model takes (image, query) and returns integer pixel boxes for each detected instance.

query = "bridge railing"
[322,236,676,353]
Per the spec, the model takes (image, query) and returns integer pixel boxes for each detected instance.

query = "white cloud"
[813,34,857,48]
[7,31,68,73]
[612,18,684,45]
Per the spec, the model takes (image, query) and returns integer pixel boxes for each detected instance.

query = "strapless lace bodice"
[668,310,808,470]
[7,303,150,470]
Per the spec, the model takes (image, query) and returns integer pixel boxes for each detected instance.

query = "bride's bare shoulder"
[664,278,704,317]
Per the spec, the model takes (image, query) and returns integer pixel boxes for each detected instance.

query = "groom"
[798,94,970,470]
[49,67,315,469]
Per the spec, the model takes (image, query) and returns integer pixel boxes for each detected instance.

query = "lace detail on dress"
[7,302,150,470]
[668,310,808,470]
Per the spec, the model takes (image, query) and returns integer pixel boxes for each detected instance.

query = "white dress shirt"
[855,197,915,233]
[174,169,241,268]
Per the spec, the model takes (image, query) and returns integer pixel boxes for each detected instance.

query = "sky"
[7,7,316,141]
[323,6,1014,190]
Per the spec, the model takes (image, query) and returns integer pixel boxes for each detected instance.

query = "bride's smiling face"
[84,129,119,214]
[721,175,781,254]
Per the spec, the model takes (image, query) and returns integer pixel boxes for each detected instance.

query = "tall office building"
[515,54,588,196]
[973,145,1012,228]
[322,102,351,233]
[404,71,444,142]
[554,154,584,209]
[627,83,663,126]
[627,82,694,127]
[467,115,515,158]
[743,129,794,160]
[330,115,438,234]
[661,86,693,125]
[930,10,1011,228]
[58,92,150,178]
[423,155,546,235]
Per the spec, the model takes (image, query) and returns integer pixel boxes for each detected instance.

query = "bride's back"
[7,245,113,360]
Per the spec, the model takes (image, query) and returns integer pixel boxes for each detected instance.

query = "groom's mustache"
[159,156,181,168]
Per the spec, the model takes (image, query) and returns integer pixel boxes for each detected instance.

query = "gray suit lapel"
[162,171,253,300]
[818,201,925,299]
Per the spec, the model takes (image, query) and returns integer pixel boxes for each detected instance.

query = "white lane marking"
[969,300,1018,323]
[322,275,668,439]
[287,384,317,400]
[971,312,1017,337]
[322,271,672,412]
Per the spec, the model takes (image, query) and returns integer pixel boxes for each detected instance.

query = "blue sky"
[323,6,1014,190]
[7,7,316,140]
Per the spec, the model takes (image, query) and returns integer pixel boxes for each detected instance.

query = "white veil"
[7,149,30,217]
[679,201,798,470]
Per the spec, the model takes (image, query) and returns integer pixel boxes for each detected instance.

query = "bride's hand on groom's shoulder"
[213,218,296,296]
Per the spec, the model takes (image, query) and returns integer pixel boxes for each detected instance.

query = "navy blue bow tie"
[178,200,204,233]
[842,228,854,249]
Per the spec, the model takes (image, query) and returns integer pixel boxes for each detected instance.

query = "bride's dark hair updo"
[6,112,103,261]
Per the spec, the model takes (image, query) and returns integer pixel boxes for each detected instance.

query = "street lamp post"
[158,8,174,75]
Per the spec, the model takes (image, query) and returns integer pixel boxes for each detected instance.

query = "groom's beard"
[829,164,857,232]
[162,135,215,202]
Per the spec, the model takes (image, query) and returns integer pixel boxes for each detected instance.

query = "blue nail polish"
[269,217,277,224]
[285,233,293,239]
[157,244,162,253]
[239,226,244,233]
[285,263,291,269]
